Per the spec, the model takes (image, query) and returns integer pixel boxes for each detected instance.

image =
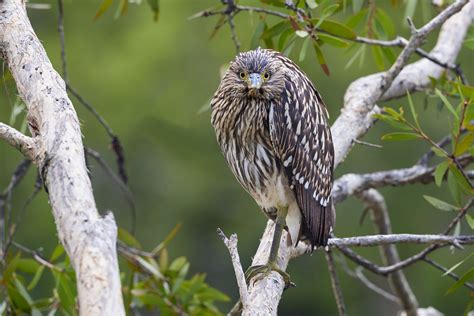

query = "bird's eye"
[263,72,271,80]
[239,72,246,79]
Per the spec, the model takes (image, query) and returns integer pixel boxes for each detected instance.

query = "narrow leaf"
[423,195,459,212]
[406,90,420,128]
[147,0,160,21]
[434,161,449,187]
[435,88,459,120]
[312,19,356,39]
[446,268,474,294]
[466,214,474,230]
[381,132,420,141]
[313,42,330,76]
[94,0,113,20]
[299,37,310,62]
[318,33,348,47]
[443,253,474,276]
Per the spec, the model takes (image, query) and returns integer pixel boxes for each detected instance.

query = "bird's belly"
[222,141,293,218]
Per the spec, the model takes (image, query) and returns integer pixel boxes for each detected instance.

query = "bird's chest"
[216,99,292,211]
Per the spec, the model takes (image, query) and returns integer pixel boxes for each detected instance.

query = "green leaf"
[449,165,473,195]
[118,227,142,249]
[431,146,448,158]
[423,195,459,212]
[447,168,461,205]
[114,0,128,19]
[299,37,310,62]
[315,5,340,29]
[371,45,384,70]
[372,113,411,131]
[434,161,449,187]
[262,21,291,40]
[383,106,403,119]
[375,8,395,38]
[312,42,330,76]
[169,256,187,272]
[406,90,420,128]
[151,223,181,255]
[16,259,40,274]
[306,0,318,9]
[454,133,474,156]
[94,0,113,20]
[446,268,474,294]
[381,132,420,141]
[346,8,367,28]
[435,88,459,120]
[318,33,348,47]
[250,20,266,49]
[466,214,474,230]
[312,18,356,39]
[27,266,44,290]
[147,0,160,22]
[443,253,474,276]
[50,244,64,262]
[136,257,164,280]
[278,28,294,51]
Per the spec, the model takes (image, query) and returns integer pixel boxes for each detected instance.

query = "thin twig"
[57,0,67,81]
[217,228,249,309]
[357,189,418,314]
[336,253,400,303]
[85,147,136,233]
[352,138,383,148]
[11,241,64,272]
[325,249,347,316]
[423,257,474,291]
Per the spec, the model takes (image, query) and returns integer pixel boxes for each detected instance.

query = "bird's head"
[223,48,285,100]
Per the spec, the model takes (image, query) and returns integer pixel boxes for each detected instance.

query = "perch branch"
[0,1,125,314]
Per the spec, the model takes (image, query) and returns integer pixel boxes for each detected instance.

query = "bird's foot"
[245,262,295,290]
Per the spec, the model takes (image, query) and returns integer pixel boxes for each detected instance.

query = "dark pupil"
[264,73,269,79]
[240,72,245,78]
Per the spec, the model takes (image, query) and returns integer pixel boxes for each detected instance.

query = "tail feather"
[300,199,333,249]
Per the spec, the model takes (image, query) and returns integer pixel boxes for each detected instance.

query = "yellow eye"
[239,72,246,79]
[263,72,270,80]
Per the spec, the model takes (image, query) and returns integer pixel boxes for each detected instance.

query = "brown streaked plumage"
[211,48,334,249]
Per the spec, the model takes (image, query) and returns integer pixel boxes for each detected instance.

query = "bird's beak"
[248,73,262,89]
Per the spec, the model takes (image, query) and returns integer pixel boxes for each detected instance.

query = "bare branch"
[325,249,347,316]
[357,189,418,315]
[0,122,36,161]
[217,228,249,310]
[332,155,472,203]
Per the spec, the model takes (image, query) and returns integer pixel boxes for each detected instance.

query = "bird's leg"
[245,206,294,288]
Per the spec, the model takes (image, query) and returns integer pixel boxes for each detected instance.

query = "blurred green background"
[0,1,473,315]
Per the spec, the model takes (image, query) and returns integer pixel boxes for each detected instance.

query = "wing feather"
[269,65,334,248]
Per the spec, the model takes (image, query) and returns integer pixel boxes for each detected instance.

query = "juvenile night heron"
[211,48,334,283]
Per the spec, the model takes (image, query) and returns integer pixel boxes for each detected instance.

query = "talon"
[245,263,294,289]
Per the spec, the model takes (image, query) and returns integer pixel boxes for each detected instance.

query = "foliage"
[1,226,228,315]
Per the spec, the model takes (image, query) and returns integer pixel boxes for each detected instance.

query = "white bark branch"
[333,155,472,203]
[241,1,473,314]
[0,1,125,315]
[216,229,249,310]
[0,122,36,160]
